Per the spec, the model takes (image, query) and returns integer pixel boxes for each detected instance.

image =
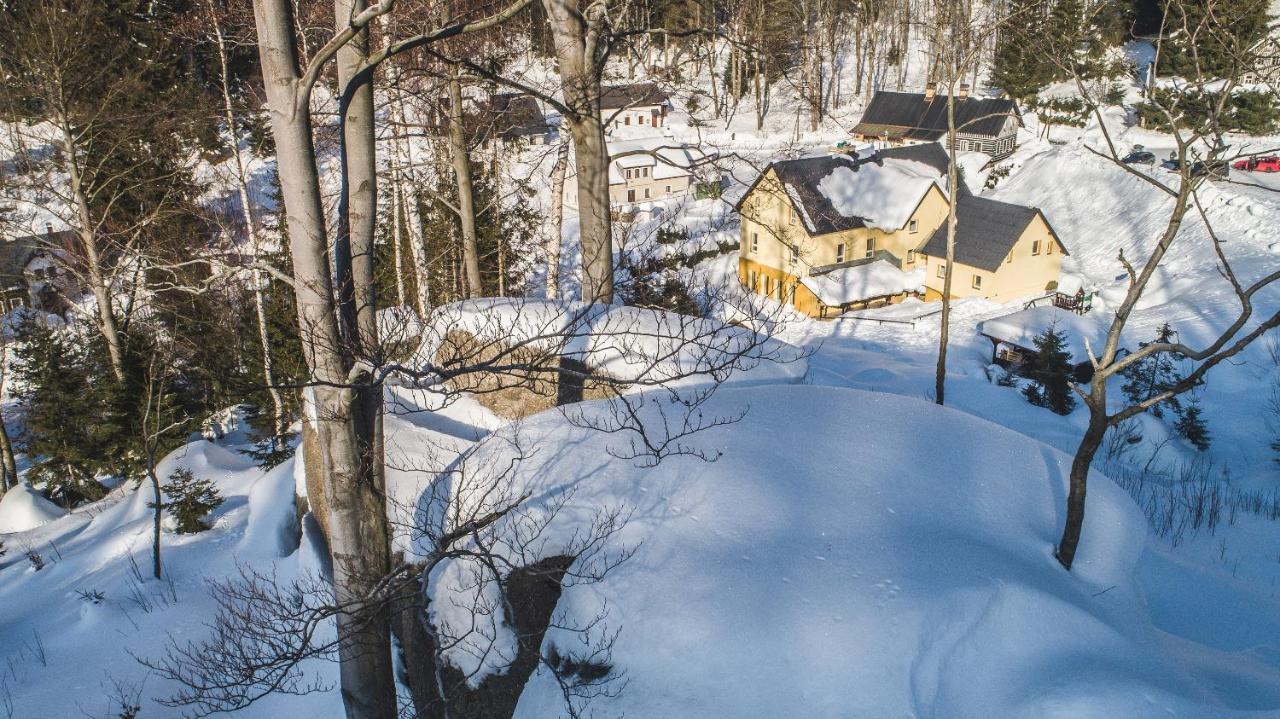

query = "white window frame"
[835,243,845,263]
[908,220,918,234]
[865,238,874,259]
[751,232,759,253]
[937,264,946,278]
[971,274,982,290]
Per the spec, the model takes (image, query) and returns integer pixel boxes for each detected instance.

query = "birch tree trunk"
[59,119,126,383]
[390,85,433,316]
[252,2,395,717]
[0,346,15,494]
[208,0,287,439]
[546,136,569,299]
[935,82,959,406]
[449,74,483,298]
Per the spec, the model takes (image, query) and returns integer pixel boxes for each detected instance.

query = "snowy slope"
[416,385,1280,717]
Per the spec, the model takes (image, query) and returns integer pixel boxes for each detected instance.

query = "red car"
[1233,156,1280,172]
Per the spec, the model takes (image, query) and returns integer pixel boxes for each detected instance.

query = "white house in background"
[564,136,707,213]
[1242,22,1280,85]
[600,83,670,135]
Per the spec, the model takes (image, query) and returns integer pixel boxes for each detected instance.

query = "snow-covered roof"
[816,158,946,231]
[603,137,706,185]
[800,261,924,307]
[740,144,961,236]
[977,305,1113,363]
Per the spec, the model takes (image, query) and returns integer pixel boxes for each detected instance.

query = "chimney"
[924,82,937,101]
[958,84,970,100]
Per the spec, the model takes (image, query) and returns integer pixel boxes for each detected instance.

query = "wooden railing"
[1023,291,1092,315]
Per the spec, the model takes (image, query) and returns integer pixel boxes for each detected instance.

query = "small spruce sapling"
[1121,323,1184,419]
[1021,325,1077,415]
[1175,400,1212,451]
[156,469,224,534]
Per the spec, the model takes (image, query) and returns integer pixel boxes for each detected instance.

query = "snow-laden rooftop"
[977,305,1117,362]
[815,158,945,231]
[800,261,924,307]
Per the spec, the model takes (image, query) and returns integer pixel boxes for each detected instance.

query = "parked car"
[1162,158,1230,180]
[1233,155,1280,172]
[1121,150,1156,165]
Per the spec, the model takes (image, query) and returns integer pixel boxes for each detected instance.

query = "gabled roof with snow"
[605,138,706,184]
[978,306,1118,363]
[737,144,960,236]
[917,196,1064,271]
[852,91,1019,141]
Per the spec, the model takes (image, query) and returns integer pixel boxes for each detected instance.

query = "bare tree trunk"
[208,0,287,439]
[59,120,126,383]
[541,0,614,302]
[1056,405,1106,569]
[391,172,407,307]
[449,74,483,298]
[252,2,395,718]
[0,346,15,494]
[149,464,163,579]
[935,78,959,406]
[546,136,569,299]
[389,85,432,316]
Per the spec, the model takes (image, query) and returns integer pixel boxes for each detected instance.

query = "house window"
[640,115,647,125]
[8,298,23,310]
[971,274,982,289]
[788,247,797,267]
[625,168,632,179]
[751,232,759,253]
[937,264,947,278]
[644,188,650,199]
[749,270,758,290]
[625,116,631,126]
[765,277,773,295]
[835,243,845,263]
[627,189,636,202]
[865,238,874,258]
[665,185,671,193]
[1032,240,1041,255]
[787,206,795,224]
[906,250,917,264]
[1046,241,1053,255]
[909,220,918,234]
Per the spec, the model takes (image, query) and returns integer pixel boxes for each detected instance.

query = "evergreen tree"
[12,323,130,506]
[1174,399,1211,451]
[1121,323,1185,419]
[1021,325,1078,415]
[1156,0,1272,80]
[991,0,1125,98]
[154,468,224,534]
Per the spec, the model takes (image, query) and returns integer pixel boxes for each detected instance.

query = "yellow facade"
[736,168,946,317]
[920,213,1064,302]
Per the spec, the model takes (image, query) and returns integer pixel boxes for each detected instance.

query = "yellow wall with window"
[921,213,1063,302]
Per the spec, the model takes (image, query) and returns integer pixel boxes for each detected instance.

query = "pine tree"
[1174,400,1212,451]
[1021,325,1078,415]
[1121,323,1185,419]
[1156,0,1272,80]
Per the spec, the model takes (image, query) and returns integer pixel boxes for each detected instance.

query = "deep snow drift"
[430,385,1280,717]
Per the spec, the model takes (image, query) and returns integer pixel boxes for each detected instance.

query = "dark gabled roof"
[735,144,965,236]
[918,196,1062,271]
[483,93,551,137]
[851,91,1019,140]
[600,82,669,110]
[0,230,75,288]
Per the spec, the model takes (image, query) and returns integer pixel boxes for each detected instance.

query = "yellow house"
[917,196,1067,303]
[735,144,953,317]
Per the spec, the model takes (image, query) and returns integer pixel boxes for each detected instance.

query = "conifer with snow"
[1021,326,1077,415]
